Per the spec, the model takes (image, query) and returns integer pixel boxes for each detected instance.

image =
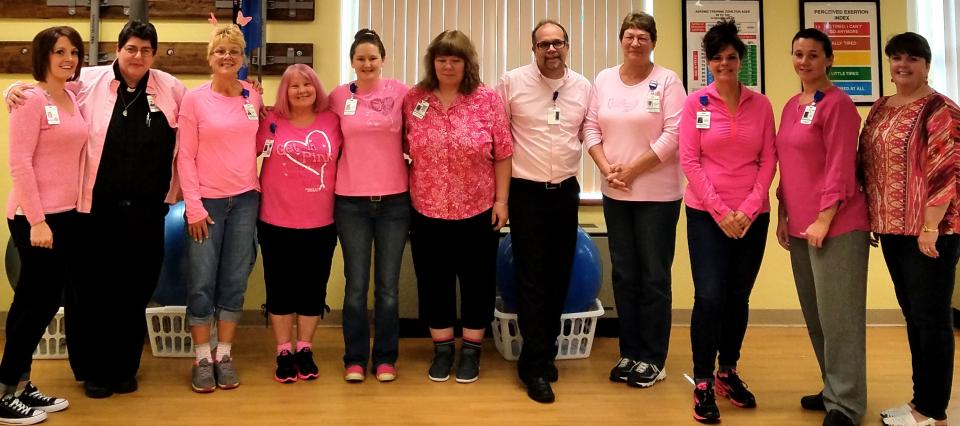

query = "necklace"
[118,86,144,117]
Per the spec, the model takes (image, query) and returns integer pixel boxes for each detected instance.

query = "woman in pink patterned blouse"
[859,32,960,426]
[403,30,513,384]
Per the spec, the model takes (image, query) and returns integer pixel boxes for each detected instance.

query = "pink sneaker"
[343,365,365,382]
[375,364,397,382]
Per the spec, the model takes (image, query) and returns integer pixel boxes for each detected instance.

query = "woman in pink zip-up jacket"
[1,26,85,424]
[177,25,262,393]
[678,20,776,424]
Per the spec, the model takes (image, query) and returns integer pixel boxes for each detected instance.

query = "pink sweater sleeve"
[649,76,684,162]
[582,84,602,151]
[679,93,732,222]
[735,99,778,219]
[175,93,207,223]
[819,97,862,211]
[8,95,47,224]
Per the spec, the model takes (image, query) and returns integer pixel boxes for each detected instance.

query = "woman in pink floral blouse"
[859,32,960,426]
[403,30,513,384]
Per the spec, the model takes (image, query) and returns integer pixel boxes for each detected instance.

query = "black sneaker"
[275,350,297,383]
[626,362,666,388]
[715,369,757,408]
[801,391,826,411]
[455,347,480,383]
[17,382,67,413]
[693,381,720,423]
[294,347,319,380]
[427,344,454,382]
[608,357,636,383]
[0,394,47,425]
[823,410,855,426]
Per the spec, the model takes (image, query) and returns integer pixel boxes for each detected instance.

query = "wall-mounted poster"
[682,0,764,93]
[801,1,882,105]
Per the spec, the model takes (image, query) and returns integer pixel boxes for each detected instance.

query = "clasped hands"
[718,211,753,239]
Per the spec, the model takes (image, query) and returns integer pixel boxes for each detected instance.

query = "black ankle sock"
[462,337,482,351]
[433,338,454,349]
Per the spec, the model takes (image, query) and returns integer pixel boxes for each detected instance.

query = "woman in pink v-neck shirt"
[2,26,86,421]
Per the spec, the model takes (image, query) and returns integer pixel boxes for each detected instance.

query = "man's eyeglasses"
[535,40,567,50]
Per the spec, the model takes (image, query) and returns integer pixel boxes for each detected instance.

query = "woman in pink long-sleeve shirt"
[582,12,685,390]
[678,20,776,424]
[1,26,85,423]
[775,29,870,425]
[177,25,262,393]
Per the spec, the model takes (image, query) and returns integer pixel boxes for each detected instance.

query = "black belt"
[337,192,408,202]
[512,176,577,190]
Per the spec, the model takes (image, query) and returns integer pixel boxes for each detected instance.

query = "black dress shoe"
[113,378,138,394]
[801,392,826,411]
[525,377,555,403]
[823,410,855,426]
[84,381,113,399]
[545,365,558,383]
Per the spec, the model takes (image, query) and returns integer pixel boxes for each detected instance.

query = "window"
[909,0,960,101]
[342,0,653,199]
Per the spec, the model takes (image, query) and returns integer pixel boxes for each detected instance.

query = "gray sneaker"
[215,355,240,389]
[191,359,216,393]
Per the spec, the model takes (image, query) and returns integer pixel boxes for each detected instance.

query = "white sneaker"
[881,404,914,418]
[0,394,47,425]
[17,382,68,413]
[882,411,936,426]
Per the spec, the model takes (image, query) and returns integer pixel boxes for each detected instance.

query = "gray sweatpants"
[790,231,869,422]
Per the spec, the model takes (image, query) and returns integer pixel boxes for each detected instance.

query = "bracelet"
[921,224,939,233]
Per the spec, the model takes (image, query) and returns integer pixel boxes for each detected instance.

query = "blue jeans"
[335,193,410,368]
[602,197,681,367]
[186,190,259,326]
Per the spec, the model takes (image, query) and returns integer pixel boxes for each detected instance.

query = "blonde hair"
[207,24,246,58]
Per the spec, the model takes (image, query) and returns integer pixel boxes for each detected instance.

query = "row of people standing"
[2,12,956,426]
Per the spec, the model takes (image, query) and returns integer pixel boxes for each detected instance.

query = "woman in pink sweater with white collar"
[1,26,85,424]
[678,20,776,424]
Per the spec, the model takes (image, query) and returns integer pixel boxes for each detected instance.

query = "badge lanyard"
[344,82,358,116]
[646,80,661,113]
[695,95,711,129]
[261,122,276,157]
[42,90,60,125]
[800,90,824,125]
[241,88,258,121]
[547,90,560,125]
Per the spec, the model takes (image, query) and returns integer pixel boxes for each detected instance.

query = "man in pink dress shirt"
[496,20,592,404]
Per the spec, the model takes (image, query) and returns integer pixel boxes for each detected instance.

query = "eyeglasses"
[622,35,653,45]
[122,46,154,57]
[535,40,567,50]
[213,48,244,58]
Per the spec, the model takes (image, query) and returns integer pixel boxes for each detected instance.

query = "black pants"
[0,211,77,386]
[603,197,681,367]
[65,205,166,384]
[258,220,337,316]
[686,207,768,379]
[879,233,959,421]
[509,177,579,381]
[410,209,498,330]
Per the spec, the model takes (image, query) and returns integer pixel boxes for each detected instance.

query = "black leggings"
[258,220,337,316]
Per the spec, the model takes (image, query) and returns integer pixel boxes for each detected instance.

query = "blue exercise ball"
[152,201,189,305]
[497,227,602,313]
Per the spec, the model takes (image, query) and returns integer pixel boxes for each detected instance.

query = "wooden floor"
[12,326,960,425]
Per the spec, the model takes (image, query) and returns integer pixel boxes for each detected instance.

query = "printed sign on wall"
[683,0,765,93]
[802,1,882,104]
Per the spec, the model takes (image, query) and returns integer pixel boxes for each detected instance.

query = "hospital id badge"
[344,98,357,116]
[800,105,817,125]
[262,139,274,157]
[647,94,661,113]
[547,107,561,125]
[244,103,259,120]
[146,95,160,113]
[695,111,711,129]
[412,100,429,119]
[44,105,60,125]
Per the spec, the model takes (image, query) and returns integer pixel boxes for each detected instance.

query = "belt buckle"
[544,182,561,190]
[370,195,383,202]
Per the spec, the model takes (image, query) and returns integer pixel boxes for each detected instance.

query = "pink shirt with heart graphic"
[328,78,409,196]
[256,111,342,229]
